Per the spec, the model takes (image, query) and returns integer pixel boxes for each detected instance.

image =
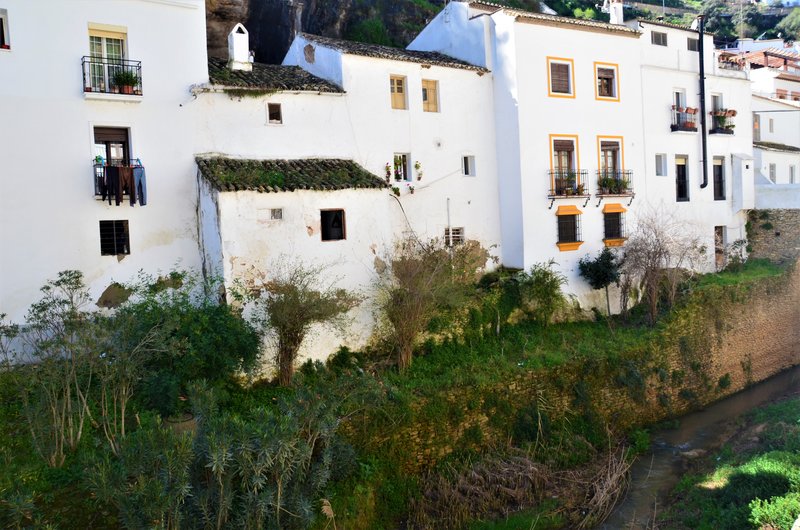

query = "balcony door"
[600,141,619,176]
[94,127,130,195]
[676,155,689,202]
[89,30,126,92]
[553,140,574,173]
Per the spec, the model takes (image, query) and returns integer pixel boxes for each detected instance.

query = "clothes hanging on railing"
[97,161,147,207]
[120,166,135,206]
[133,166,147,206]
[103,166,121,206]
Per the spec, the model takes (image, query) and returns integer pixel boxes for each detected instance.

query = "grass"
[692,259,786,289]
[468,500,566,530]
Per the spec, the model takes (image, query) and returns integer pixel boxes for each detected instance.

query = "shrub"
[516,260,568,326]
[578,248,621,316]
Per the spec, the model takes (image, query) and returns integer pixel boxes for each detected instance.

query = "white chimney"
[228,23,252,71]
[294,2,304,37]
[609,0,624,25]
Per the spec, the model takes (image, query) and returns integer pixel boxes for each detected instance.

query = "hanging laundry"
[133,166,147,206]
[119,166,136,206]
[104,166,121,205]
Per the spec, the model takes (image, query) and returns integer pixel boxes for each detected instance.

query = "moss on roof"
[197,157,387,193]
[207,57,343,93]
[754,141,800,153]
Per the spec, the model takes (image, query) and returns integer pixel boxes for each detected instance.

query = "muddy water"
[598,364,800,530]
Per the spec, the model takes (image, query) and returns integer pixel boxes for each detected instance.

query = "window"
[551,137,578,195]
[603,203,626,245]
[769,163,777,183]
[270,208,283,220]
[655,153,667,176]
[769,118,774,133]
[713,157,725,200]
[791,165,796,184]
[599,140,620,174]
[652,31,668,46]
[792,92,800,102]
[687,38,699,51]
[463,155,476,177]
[777,89,788,100]
[0,9,9,49]
[556,205,582,250]
[547,57,574,97]
[753,113,761,141]
[711,94,722,113]
[595,63,618,100]
[390,75,407,110]
[320,209,345,241]
[99,220,130,256]
[267,103,282,124]
[421,79,439,112]
[93,127,130,196]
[88,24,128,93]
[393,153,410,181]
[444,227,464,246]
[676,155,689,201]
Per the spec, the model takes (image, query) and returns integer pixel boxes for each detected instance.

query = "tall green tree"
[578,248,621,317]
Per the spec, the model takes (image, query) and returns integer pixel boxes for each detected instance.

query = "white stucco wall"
[754,148,800,185]
[0,0,207,322]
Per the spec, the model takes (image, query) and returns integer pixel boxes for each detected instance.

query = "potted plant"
[391,186,400,196]
[385,162,391,183]
[409,185,415,194]
[414,160,423,181]
[112,69,140,95]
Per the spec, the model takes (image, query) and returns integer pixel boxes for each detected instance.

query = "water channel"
[598,364,800,529]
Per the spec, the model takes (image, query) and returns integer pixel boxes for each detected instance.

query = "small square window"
[422,79,439,112]
[0,9,9,49]
[99,220,130,256]
[687,38,699,51]
[769,163,777,183]
[652,31,668,46]
[267,103,282,124]
[321,209,345,241]
[270,208,283,220]
[547,58,574,97]
[463,155,476,177]
[595,64,618,100]
[390,75,407,110]
[604,212,625,240]
[444,227,464,246]
[655,153,667,176]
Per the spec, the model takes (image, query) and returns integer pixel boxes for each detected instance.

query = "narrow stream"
[598,364,800,529]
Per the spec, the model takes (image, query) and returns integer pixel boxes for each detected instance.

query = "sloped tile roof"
[207,57,343,93]
[467,1,640,36]
[754,141,800,153]
[300,33,489,72]
[197,157,387,193]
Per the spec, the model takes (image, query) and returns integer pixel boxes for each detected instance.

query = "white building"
[0,0,208,323]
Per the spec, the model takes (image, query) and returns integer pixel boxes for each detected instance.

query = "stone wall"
[353,263,800,473]
[748,209,800,263]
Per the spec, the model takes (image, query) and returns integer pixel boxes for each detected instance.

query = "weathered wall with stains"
[748,209,800,263]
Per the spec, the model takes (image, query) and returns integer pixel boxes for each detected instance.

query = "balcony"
[596,170,633,196]
[671,105,698,132]
[82,56,142,100]
[93,159,146,206]
[547,170,589,198]
[710,109,736,135]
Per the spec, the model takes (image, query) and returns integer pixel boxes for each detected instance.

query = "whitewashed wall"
[0,0,207,321]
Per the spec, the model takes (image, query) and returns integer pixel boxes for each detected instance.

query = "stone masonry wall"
[749,209,800,263]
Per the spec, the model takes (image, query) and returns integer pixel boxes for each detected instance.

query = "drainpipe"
[698,15,709,189]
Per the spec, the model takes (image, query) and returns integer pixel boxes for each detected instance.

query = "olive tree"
[578,248,621,317]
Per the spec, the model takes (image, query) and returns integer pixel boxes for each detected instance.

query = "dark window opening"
[321,209,345,241]
[393,153,410,181]
[676,157,689,202]
[0,13,8,48]
[94,127,130,196]
[597,67,616,98]
[557,215,580,243]
[268,103,282,124]
[713,159,725,200]
[688,38,699,51]
[99,220,130,255]
[604,212,624,240]
[444,227,464,246]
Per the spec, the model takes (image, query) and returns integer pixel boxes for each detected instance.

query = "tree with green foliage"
[252,260,360,386]
[516,260,568,326]
[777,8,800,40]
[578,248,621,317]
[379,238,490,371]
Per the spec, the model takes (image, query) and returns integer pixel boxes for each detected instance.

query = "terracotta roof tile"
[207,57,343,93]
[300,33,489,72]
[197,157,387,193]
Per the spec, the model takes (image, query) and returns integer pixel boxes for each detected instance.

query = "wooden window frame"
[421,79,439,112]
[320,209,346,242]
[390,75,407,110]
[594,62,619,102]
[547,57,575,98]
[267,103,283,125]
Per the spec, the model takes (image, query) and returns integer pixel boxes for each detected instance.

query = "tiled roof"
[740,48,800,69]
[196,157,387,193]
[467,1,640,36]
[207,57,343,93]
[754,141,800,153]
[299,33,489,72]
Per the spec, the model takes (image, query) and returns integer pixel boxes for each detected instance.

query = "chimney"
[227,23,252,71]
[294,1,304,38]
[608,0,624,25]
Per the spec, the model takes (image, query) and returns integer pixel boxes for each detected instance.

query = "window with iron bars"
[557,215,581,244]
[444,227,464,246]
[99,220,130,256]
[604,212,625,240]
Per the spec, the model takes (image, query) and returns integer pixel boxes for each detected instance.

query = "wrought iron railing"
[596,170,633,195]
[82,56,142,95]
[604,215,626,240]
[93,159,143,198]
[671,105,698,132]
[710,108,736,134]
[547,170,588,197]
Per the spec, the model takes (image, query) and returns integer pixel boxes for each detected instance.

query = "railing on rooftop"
[596,170,634,196]
[547,170,589,197]
[671,105,698,132]
[82,56,142,96]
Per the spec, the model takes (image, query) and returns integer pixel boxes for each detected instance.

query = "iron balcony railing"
[82,56,142,95]
[93,159,143,198]
[710,108,737,134]
[670,105,698,132]
[596,170,633,196]
[547,170,588,197]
